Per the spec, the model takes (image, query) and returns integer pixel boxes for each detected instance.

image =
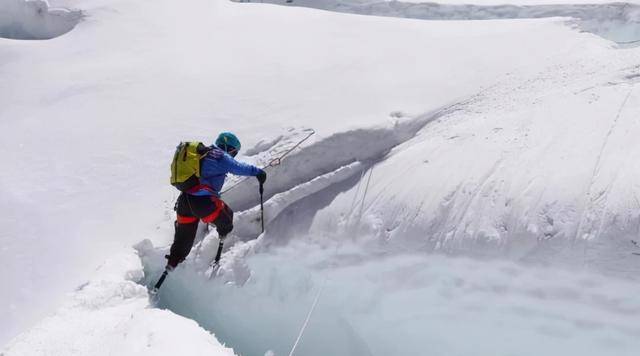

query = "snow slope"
[3,0,640,354]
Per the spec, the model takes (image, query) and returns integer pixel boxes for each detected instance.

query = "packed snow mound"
[0,0,81,40]
[1,249,236,356]
[254,0,640,44]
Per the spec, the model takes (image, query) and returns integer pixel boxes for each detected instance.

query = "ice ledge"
[1,249,236,356]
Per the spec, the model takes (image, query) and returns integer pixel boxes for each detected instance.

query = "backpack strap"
[196,143,212,155]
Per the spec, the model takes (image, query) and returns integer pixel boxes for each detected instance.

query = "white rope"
[578,85,634,266]
[356,167,375,227]
[221,129,316,195]
[348,168,367,213]
[288,171,361,355]
[287,277,327,356]
[288,167,375,355]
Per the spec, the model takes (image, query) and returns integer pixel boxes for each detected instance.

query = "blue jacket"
[191,147,261,196]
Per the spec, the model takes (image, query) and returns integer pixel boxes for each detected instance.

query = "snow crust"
[0,0,81,40]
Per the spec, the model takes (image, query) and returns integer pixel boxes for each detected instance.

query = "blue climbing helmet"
[215,132,241,155]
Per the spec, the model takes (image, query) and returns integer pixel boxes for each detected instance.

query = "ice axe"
[259,182,265,233]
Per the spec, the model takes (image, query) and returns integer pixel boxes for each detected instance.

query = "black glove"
[256,169,267,185]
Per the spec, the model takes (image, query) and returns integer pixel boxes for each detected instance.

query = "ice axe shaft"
[259,183,265,233]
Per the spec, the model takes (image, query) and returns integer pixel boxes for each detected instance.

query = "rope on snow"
[221,129,316,195]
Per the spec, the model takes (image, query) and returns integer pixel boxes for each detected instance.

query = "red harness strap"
[176,196,224,225]
[177,215,198,224]
[201,197,225,224]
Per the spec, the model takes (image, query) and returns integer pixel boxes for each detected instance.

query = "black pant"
[166,193,233,268]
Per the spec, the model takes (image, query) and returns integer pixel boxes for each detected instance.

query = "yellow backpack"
[170,142,211,191]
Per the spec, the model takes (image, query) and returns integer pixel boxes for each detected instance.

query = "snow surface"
[3,0,640,354]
